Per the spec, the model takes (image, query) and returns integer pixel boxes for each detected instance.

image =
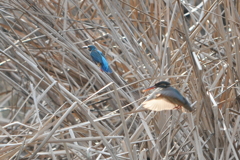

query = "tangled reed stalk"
[0,0,239,159]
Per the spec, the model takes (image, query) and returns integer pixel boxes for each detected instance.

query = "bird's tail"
[182,102,193,113]
[101,57,112,73]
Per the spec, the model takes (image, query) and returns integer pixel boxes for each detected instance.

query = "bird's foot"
[173,105,182,110]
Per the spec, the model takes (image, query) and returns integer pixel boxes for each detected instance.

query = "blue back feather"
[160,87,188,104]
[90,50,103,64]
[100,57,112,73]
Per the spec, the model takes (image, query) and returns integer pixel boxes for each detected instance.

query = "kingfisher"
[87,45,112,73]
[142,81,193,112]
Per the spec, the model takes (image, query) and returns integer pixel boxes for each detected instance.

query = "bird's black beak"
[142,86,156,92]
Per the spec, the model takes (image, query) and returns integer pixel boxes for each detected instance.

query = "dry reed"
[0,0,239,159]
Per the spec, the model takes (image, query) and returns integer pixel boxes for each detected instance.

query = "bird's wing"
[90,50,103,64]
[159,87,192,112]
[97,50,105,57]
[159,87,187,104]
[100,56,112,73]
[142,99,176,111]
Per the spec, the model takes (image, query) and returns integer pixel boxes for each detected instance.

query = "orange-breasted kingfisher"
[142,81,193,112]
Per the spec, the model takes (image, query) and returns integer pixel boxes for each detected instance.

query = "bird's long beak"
[82,46,88,49]
[142,86,156,92]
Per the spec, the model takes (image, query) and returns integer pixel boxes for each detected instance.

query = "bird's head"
[142,81,171,92]
[154,81,171,88]
[88,45,96,51]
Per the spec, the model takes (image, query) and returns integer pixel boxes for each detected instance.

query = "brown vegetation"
[0,0,239,159]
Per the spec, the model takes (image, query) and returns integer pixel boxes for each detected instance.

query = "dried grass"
[0,0,239,159]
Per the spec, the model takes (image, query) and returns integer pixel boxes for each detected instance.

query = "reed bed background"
[0,0,239,159]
